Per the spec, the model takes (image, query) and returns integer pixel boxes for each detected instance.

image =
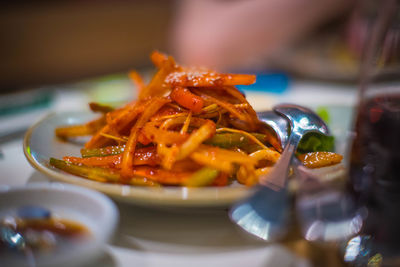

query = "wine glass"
[345,0,400,265]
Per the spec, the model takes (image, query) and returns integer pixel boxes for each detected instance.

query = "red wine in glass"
[349,88,400,247]
[342,0,400,264]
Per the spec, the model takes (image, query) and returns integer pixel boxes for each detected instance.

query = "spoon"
[258,109,361,242]
[0,225,36,267]
[230,104,329,241]
[256,110,289,149]
[0,225,26,250]
[0,206,49,267]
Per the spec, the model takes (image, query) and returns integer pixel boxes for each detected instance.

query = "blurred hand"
[171,0,354,70]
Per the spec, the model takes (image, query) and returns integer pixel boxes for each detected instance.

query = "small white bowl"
[0,183,119,267]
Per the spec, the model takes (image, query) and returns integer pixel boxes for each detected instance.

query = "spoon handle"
[259,131,302,190]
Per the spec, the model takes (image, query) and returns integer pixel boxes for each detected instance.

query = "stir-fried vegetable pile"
[51,51,283,187]
[51,51,342,187]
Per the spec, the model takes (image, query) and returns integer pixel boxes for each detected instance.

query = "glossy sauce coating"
[298,152,343,169]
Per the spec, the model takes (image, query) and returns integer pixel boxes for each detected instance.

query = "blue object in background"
[237,73,290,94]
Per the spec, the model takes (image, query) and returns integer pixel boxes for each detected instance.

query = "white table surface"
[0,79,357,267]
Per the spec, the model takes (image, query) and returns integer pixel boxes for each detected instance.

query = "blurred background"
[0,0,361,92]
[0,0,173,91]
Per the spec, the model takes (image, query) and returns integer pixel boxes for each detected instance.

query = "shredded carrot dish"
[51,51,282,187]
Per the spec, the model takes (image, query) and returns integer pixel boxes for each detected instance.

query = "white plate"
[23,112,252,207]
[23,111,348,208]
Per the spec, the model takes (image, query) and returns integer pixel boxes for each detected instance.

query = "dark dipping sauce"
[0,215,91,255]
[16,217,89,238]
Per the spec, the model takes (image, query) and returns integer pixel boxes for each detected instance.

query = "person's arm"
[171,0,354,70]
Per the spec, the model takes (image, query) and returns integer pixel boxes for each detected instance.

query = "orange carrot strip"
[190,151,233,173]
[180,111,192,134]
[120,97,170,178]
[129,71,146,93]
[55,116,106,139]
[165,71,256,87]
[190,145,257,174]
[170,87,204,113]
[193,89,248,122]
[142,123,189,145]
[64,155,121,168]
[194,144,257,164]
[99,133,128,143]
[84,125,114,149]
[222,86,247,102]
[85,100,148,149]
[64,146,159,168]
[137,130,153,145]
[177,120,216,160]
[150,51,168,68]
[223,86,259,124]
[159,116,209,130]
[139,55,177,100]
[107,100,149,130]
[157,143,179,170]
[150,105,182,121]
